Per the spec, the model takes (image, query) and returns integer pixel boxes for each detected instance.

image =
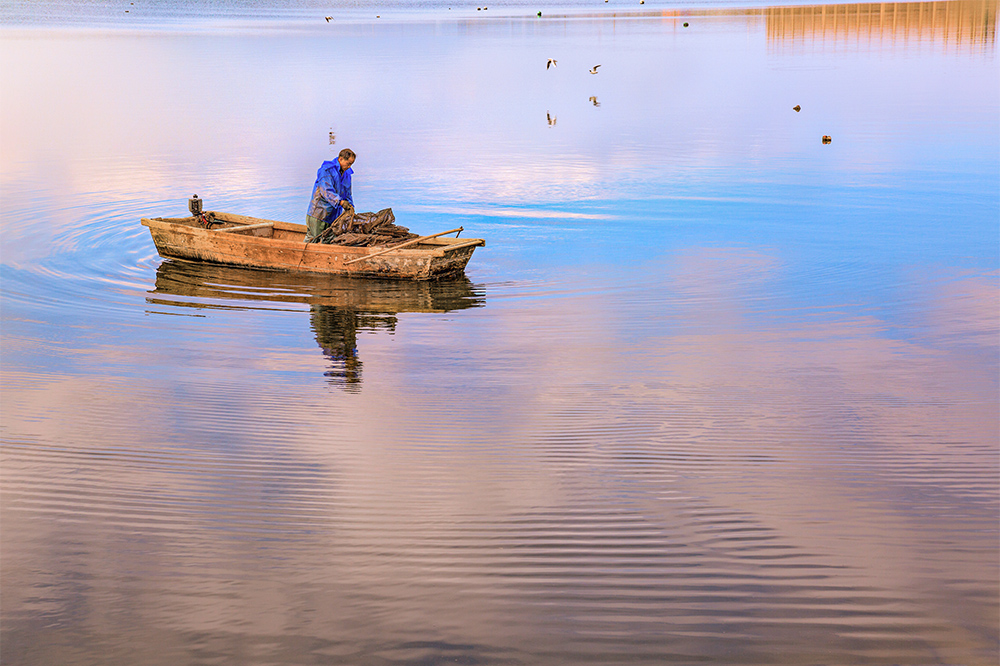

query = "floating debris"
[793,104,801,112]
[822,135,832,143]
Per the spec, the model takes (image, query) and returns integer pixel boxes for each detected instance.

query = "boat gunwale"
[140,213,484,256]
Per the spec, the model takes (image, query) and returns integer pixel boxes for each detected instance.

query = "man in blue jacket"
[305,148,356,242]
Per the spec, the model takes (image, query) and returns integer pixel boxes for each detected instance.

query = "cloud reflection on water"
[1,2,998,665]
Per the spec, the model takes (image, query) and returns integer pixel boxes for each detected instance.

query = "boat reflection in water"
[147,259,485,389]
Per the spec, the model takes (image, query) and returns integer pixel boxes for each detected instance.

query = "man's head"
[337,148,356,171]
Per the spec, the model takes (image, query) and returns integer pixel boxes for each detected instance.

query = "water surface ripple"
[2,1,998,665]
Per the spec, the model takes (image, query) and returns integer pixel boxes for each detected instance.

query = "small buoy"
[793,105,801,112]
[822,135,832,144]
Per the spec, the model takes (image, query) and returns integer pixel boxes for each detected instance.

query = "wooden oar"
[343,227,463,265]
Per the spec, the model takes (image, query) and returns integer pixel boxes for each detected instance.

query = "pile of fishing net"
[309,206,418,246]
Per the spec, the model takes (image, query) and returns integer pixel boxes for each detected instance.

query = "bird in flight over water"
[547,111,557,127]
[589,64,601,74]
[547,58,557,70]
[589,96,600,107]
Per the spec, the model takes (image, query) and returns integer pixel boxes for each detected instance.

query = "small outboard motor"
[188,194,203,216]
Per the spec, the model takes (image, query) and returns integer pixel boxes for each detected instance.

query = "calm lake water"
[1,1,998,664]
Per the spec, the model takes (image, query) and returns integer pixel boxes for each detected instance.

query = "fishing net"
[309,206,418,246]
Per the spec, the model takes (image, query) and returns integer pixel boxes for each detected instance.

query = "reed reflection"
[553,0,995,53]
[766,0,997,53]
[147,260,485,389]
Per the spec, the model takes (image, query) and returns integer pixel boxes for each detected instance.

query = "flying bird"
[589,65,601,74]
[793,104,801,112]
[547,58,557,70]
[547,112,557,127]
[589,96,600,107]
[325,15,332,21]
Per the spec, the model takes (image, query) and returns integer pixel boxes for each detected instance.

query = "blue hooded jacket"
[307,160,354,221]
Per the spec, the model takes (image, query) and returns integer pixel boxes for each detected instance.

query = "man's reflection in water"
[309,305,398,390]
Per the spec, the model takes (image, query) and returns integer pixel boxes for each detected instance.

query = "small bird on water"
[547,58,557,70]
[589,65,601,74]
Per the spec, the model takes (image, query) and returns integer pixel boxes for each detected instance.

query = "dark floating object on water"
[793,104,801,112]
[538,11,542,16]
[683,22,689,26]
[822,135,832,143]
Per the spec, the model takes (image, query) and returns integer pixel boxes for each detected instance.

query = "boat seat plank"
[215,222,274,234]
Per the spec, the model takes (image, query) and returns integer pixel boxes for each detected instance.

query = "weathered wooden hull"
[141,212,485,280]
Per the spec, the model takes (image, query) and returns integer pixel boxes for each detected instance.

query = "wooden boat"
[141,210,485,280]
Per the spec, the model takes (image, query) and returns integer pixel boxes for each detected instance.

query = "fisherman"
[305,148,356,242]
